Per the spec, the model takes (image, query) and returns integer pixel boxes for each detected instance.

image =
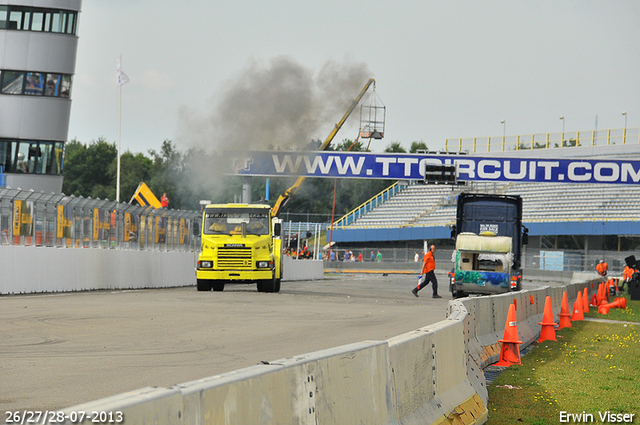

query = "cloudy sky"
[68,1,640,156]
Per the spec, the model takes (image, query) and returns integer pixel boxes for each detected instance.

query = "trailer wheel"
[197,279,212,292]
[453,290,467,299]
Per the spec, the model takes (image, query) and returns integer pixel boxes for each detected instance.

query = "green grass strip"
[487,294,640,425]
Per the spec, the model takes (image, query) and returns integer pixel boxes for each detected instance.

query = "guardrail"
[58,272,601,425]
[332,181,403,228]
[445,127,640,154]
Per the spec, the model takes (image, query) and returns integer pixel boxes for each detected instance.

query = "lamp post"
[622,111,627,144]
[501,120,506,150]
[559,116,565,146]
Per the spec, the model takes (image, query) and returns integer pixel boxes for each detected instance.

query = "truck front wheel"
[212,281,225,292]
[257,274,279,293]
[197,279,212,291]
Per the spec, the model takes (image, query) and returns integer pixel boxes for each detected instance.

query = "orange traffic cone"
[601,282,610,305]
[495,303,523,367]
[590,293,598,307]
[530,295,534,305]
[558,292,572,329]
[538,296,557,342]
[616,297,627,309]
[582,287,589,313]
[571,291,584,321]
[603,297,627,310]
[598,304,609,315]
[596,283,606,306]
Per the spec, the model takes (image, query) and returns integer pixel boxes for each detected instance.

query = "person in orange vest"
[596,259,608,277]
[620,265,636,292]
[412,245,442,298]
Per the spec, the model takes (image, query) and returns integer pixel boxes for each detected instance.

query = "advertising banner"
[227,151,640,185]
[155,216,167,244]
[124,212,138,242]
[180,218,188,245]
[57,205,72,239]
[92,208,110,241]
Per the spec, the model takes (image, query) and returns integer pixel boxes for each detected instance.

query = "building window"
[0,6,78,35]
[1,70,72,97]
[0,139,64,176]
[25,72,45,95]
[1,71,24,94]
[0,6,7,29]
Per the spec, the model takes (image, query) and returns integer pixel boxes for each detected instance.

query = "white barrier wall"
[59,275,600,425]
[0,246,323,294]
[0,246,196,294]
[38,256,598,424]
[283,256,324,281]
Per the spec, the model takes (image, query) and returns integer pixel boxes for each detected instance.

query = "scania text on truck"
[449,193,528,298]
[195,203,282,292]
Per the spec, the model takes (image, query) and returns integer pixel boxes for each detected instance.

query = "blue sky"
[68,1,640,155]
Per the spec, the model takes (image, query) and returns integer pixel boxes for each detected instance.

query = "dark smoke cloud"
[177,56,372,154]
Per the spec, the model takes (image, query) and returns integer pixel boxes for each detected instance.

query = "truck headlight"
[256,261,271,269]
[199,260,213,269]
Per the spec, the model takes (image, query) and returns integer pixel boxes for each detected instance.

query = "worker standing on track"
[596,259,608,277]
[412,245,442,298]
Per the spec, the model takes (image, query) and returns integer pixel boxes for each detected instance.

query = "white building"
[0,0,81,193]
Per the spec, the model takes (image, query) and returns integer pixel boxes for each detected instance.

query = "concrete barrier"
[178,341,392,425]
[0,246,324,294]
[283,257,324,281]
[0,246,196,294]
[57,274,601,425]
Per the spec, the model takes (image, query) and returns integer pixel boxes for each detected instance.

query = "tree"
[62,137,117,199]
[384,142,406,153]
[117,152,153,202]
[330,138,369,152]
[409,141,428,153]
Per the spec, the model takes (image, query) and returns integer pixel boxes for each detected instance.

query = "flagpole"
[116,55,122,203]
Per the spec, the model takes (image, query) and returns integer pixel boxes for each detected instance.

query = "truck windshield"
[204,208,269,236]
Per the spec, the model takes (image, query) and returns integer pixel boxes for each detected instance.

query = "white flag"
[116,57,130,86]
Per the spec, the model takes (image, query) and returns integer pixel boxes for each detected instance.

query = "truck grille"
[218,247,252,268]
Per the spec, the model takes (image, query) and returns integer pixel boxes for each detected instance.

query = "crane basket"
[359,89,386,140]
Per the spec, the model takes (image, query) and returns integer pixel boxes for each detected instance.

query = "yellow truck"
[195,203,282,292]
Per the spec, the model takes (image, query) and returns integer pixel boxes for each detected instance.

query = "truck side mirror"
[274,222,281,237]
[192,221,200,236]
[522,227,529,245]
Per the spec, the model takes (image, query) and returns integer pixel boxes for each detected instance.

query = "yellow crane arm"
[272,78,375,217]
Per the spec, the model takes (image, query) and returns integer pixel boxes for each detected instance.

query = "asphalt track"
[0,273,563,412]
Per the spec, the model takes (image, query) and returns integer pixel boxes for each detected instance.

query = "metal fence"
[325,244,633,274]
[0,187,199,251]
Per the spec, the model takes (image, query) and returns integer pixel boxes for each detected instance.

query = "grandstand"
[337,180,639,229]
[330,142,640,255]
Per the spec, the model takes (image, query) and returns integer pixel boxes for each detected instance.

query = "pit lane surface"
[0,273,562,411]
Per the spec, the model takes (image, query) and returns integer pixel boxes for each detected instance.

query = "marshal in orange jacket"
[422,250,435,274]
